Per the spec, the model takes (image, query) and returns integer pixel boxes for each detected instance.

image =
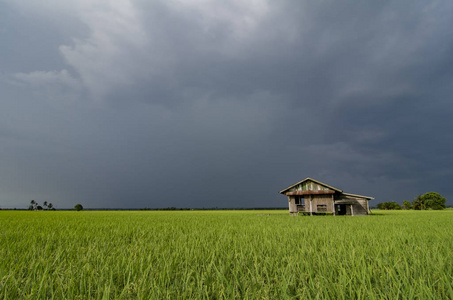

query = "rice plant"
[1,210,452,299]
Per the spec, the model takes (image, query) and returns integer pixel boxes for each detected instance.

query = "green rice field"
[1,210,453,299]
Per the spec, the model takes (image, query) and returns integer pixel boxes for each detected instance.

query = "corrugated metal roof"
[285,190,335,196]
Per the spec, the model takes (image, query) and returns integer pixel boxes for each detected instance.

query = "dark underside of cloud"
[1,0,453,208]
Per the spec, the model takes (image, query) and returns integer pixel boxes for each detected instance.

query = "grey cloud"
[1,1,453,208]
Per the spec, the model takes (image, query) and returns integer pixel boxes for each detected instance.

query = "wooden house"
[279,178,373,216]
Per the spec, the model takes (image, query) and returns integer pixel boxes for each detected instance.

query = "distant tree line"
[26,201,87,211]
[377,192,446,210]
[139,207,289,211]
[377,201,402,210]
[28,200,55,211]
[140,207,191,211]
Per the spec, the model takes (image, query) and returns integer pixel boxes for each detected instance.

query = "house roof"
[342,192,374,200]
[279,177,343,194]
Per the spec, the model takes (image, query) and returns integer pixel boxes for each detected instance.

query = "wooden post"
[309,195,313,216]
[288,196,294,215]
[351,204,354,216]
[332,194,335,216]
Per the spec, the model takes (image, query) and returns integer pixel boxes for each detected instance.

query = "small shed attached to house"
[279,178,373,215]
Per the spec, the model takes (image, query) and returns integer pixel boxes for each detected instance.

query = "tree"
[421,192,446,210]
[30,200,37,211]
[412,194,423,210]
[413,192,446,210]
[74,204,84,211]
[28,200,56,211]
[402,200,412,210]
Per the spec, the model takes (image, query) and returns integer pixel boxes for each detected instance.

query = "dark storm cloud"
[1,0,453,208]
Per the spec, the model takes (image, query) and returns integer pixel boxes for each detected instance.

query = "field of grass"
[1,210,453,299]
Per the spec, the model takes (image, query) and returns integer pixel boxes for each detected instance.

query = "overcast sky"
[1,0,453,209]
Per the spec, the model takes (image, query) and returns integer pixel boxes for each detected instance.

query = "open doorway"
[336,204,347,215]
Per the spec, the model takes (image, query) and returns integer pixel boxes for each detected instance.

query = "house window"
[317,205,327,212]
[295,197,304,205]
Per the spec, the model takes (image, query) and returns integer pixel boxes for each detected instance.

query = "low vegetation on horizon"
[377,192,447,210]
[1,210,453,298]
[27,200,55,211]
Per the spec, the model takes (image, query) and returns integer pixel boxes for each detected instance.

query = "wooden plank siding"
[310,194,335,213]
[288,196,297,213]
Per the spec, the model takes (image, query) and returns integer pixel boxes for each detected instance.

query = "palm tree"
[412,194,424,210]
[30,200,37,211]
[43,201,48,210]
[47,203,53,210]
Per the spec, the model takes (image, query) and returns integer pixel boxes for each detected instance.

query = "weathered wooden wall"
[288,196,297,213]
[310,195,334,213]
[340,195,369,215]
